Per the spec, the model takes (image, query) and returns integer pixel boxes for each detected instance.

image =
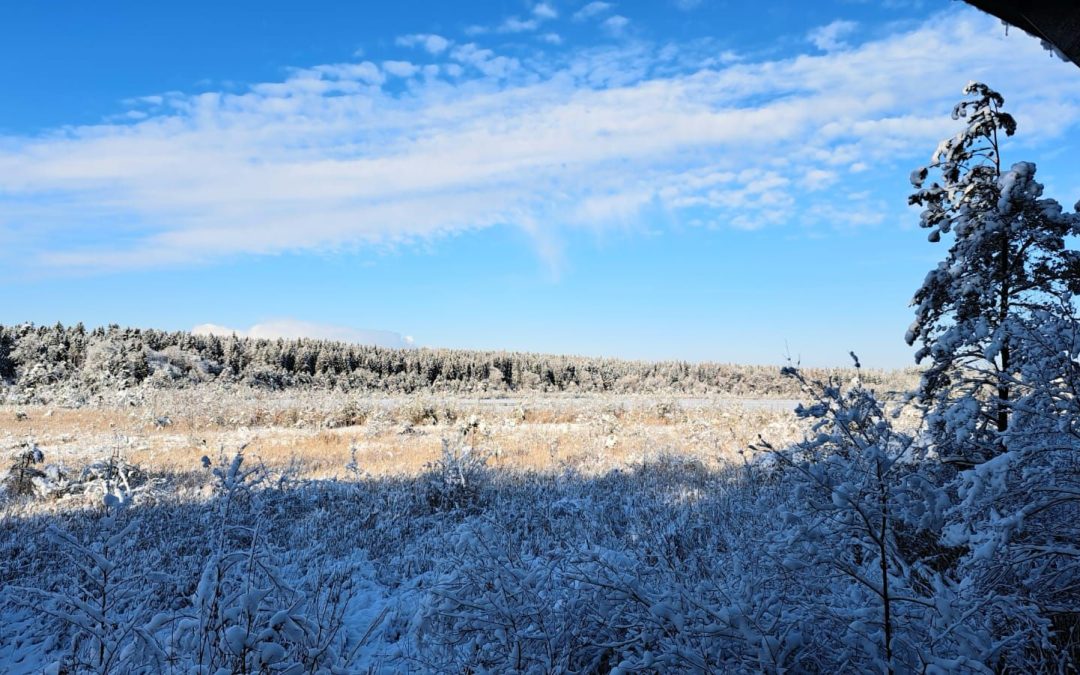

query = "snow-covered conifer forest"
[2,83,1079,672]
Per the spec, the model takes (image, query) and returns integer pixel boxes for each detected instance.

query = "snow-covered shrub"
[415,519,609,672]
[0,449,373,672]
[323,400,373,429]
[154,451,361,672]
[404,453,823,672]
[942,310,1080,668]
[422,437,491,513]
[7,484,168,673]
[81,453,148,495]
[755,361,1036,671]
[652,398,683,424]
[399,398,467,427]
[1,441,46,498]
[165,531,356,672]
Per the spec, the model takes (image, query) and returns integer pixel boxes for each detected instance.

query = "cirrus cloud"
[1,8,1079,274]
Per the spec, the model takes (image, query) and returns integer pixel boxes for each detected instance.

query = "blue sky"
[2,0,1079,367]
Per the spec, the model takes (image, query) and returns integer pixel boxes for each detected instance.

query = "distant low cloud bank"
[192,319,415,349]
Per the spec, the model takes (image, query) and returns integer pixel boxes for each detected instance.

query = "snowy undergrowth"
[0,441,786,673]
[3,432,1058,673]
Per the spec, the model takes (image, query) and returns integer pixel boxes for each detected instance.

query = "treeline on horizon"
[0,322,919,398]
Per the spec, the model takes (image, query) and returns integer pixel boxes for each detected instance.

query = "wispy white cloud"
[573,1,613,21]
[799,168,839,191]
[448,43,520,77]
[808,20,858,52]
[2,8,1079,273]
[498,16,540,33]
[533,3,559,20]
[601,15,630,36]
[193,319,415,348]
[382,60,420,78]
[475,2,559,35]
[395,33,451,54]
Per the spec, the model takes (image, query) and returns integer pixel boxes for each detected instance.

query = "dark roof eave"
[963,0,1080,68]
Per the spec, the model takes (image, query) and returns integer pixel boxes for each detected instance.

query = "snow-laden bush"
[405,458,802,672]
[1,442,46,498]
[2,451,369,673]
[422,437,491,513]
[941,309,1080,668]
[756,361,1045,671]
[6,477,169,673]
[414,520,611,672]
[155,451,361,673]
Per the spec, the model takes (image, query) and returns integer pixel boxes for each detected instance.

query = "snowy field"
[0,381,1070,672]
[0,389,808,479]
[1,389,829,672]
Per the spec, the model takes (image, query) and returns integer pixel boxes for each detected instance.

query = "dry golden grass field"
[1,390,814,486]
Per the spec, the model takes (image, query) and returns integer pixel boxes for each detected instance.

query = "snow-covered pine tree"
[907,82,1080,465]
[0,326,16,383]
[940,299,1080,667]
